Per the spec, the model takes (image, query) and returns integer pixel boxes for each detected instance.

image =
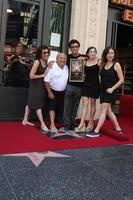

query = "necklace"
[105,63,113,70]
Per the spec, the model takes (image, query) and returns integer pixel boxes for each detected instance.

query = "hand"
[44,68,49,76]
[41,74,45,78]
[106,88,113,94]
[48,92,55,99]
[78,56,84,61]
[48,61,54,68]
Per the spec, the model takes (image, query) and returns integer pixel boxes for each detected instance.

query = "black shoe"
[86,131,100,138]
[70,123,75,131]
[64,125,71,131]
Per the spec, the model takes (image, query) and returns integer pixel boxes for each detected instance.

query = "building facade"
[70,0,108,57]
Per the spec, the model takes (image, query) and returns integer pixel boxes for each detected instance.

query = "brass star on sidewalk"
[51,130,83,139]
[2,151,70,167]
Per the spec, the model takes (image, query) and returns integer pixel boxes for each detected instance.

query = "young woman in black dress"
[86,47,124,137]
[75,47,100,132]
[22,45,50,132]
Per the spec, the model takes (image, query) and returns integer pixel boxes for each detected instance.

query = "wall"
[69,0,108,56]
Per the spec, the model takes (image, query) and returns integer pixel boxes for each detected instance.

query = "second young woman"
[75,46,100,132]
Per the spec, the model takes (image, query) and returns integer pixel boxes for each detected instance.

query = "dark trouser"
[63,84,82,127]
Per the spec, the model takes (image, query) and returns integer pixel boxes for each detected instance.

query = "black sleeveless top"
[84,64,99,84]
[100,63,119,103]
[100,63,118,90]
[82,63,100,98]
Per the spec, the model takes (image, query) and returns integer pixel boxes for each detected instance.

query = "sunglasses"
[43,51,50,54]
[70,45,79,49]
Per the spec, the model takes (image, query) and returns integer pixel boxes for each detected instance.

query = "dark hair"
[86,46,97,55]
[101,47,118,65]
[69,39,80,48]
[35,45,50,59]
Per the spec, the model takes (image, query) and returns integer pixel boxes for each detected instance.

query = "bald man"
[44,53,68,132]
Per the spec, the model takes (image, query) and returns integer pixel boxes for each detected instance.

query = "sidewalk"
[0,145,133,200]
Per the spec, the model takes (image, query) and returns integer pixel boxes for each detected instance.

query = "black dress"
[27,61,46,109]
[100,63,119,104]
[82,64,100,98]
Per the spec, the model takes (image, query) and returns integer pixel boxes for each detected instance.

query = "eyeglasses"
[70,46,79,49]
[43,51,50,54]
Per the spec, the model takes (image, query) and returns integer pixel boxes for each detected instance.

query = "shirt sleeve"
[44,69,52,82]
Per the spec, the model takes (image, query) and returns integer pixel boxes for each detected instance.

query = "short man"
[64,39,85,131]
[44,53,68,132]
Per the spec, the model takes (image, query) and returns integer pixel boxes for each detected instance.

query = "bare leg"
[36,109,48,131]
[86,98,96,130]
[79,97,89,125]
[94,103,110,133]
[22,105,34,126]
[75,97,89,132]
[49,110,57,131]
[107,106,122,131]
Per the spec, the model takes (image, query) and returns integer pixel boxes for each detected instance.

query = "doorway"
[111,21,133,95]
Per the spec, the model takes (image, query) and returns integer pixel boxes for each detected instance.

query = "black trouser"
[63,84,82,127]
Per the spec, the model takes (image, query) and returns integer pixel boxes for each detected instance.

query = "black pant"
[63,84,82,126]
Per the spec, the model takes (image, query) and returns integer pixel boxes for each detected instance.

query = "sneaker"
[86,131,100,138]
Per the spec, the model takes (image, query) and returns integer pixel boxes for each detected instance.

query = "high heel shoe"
[86,123,94,132]
[75,123,86,132]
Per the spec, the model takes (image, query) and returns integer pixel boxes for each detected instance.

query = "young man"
[64,39,85,131]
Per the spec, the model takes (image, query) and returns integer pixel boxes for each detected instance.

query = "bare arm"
[44,61,54,77]
[106,62,124,94]
[45,81,55,99]
[30,60,44,79]
[98,59,104,70]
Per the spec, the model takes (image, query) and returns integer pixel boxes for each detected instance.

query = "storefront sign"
[111,0,133,8]
[50,33,61,47]
[111,0,133,23]
[123,8,133,22]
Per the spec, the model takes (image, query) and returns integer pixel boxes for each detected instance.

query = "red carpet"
[0,95,133,154]
[0,119,132,155]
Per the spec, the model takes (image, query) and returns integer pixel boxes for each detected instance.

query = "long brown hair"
[101,47,118,67]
